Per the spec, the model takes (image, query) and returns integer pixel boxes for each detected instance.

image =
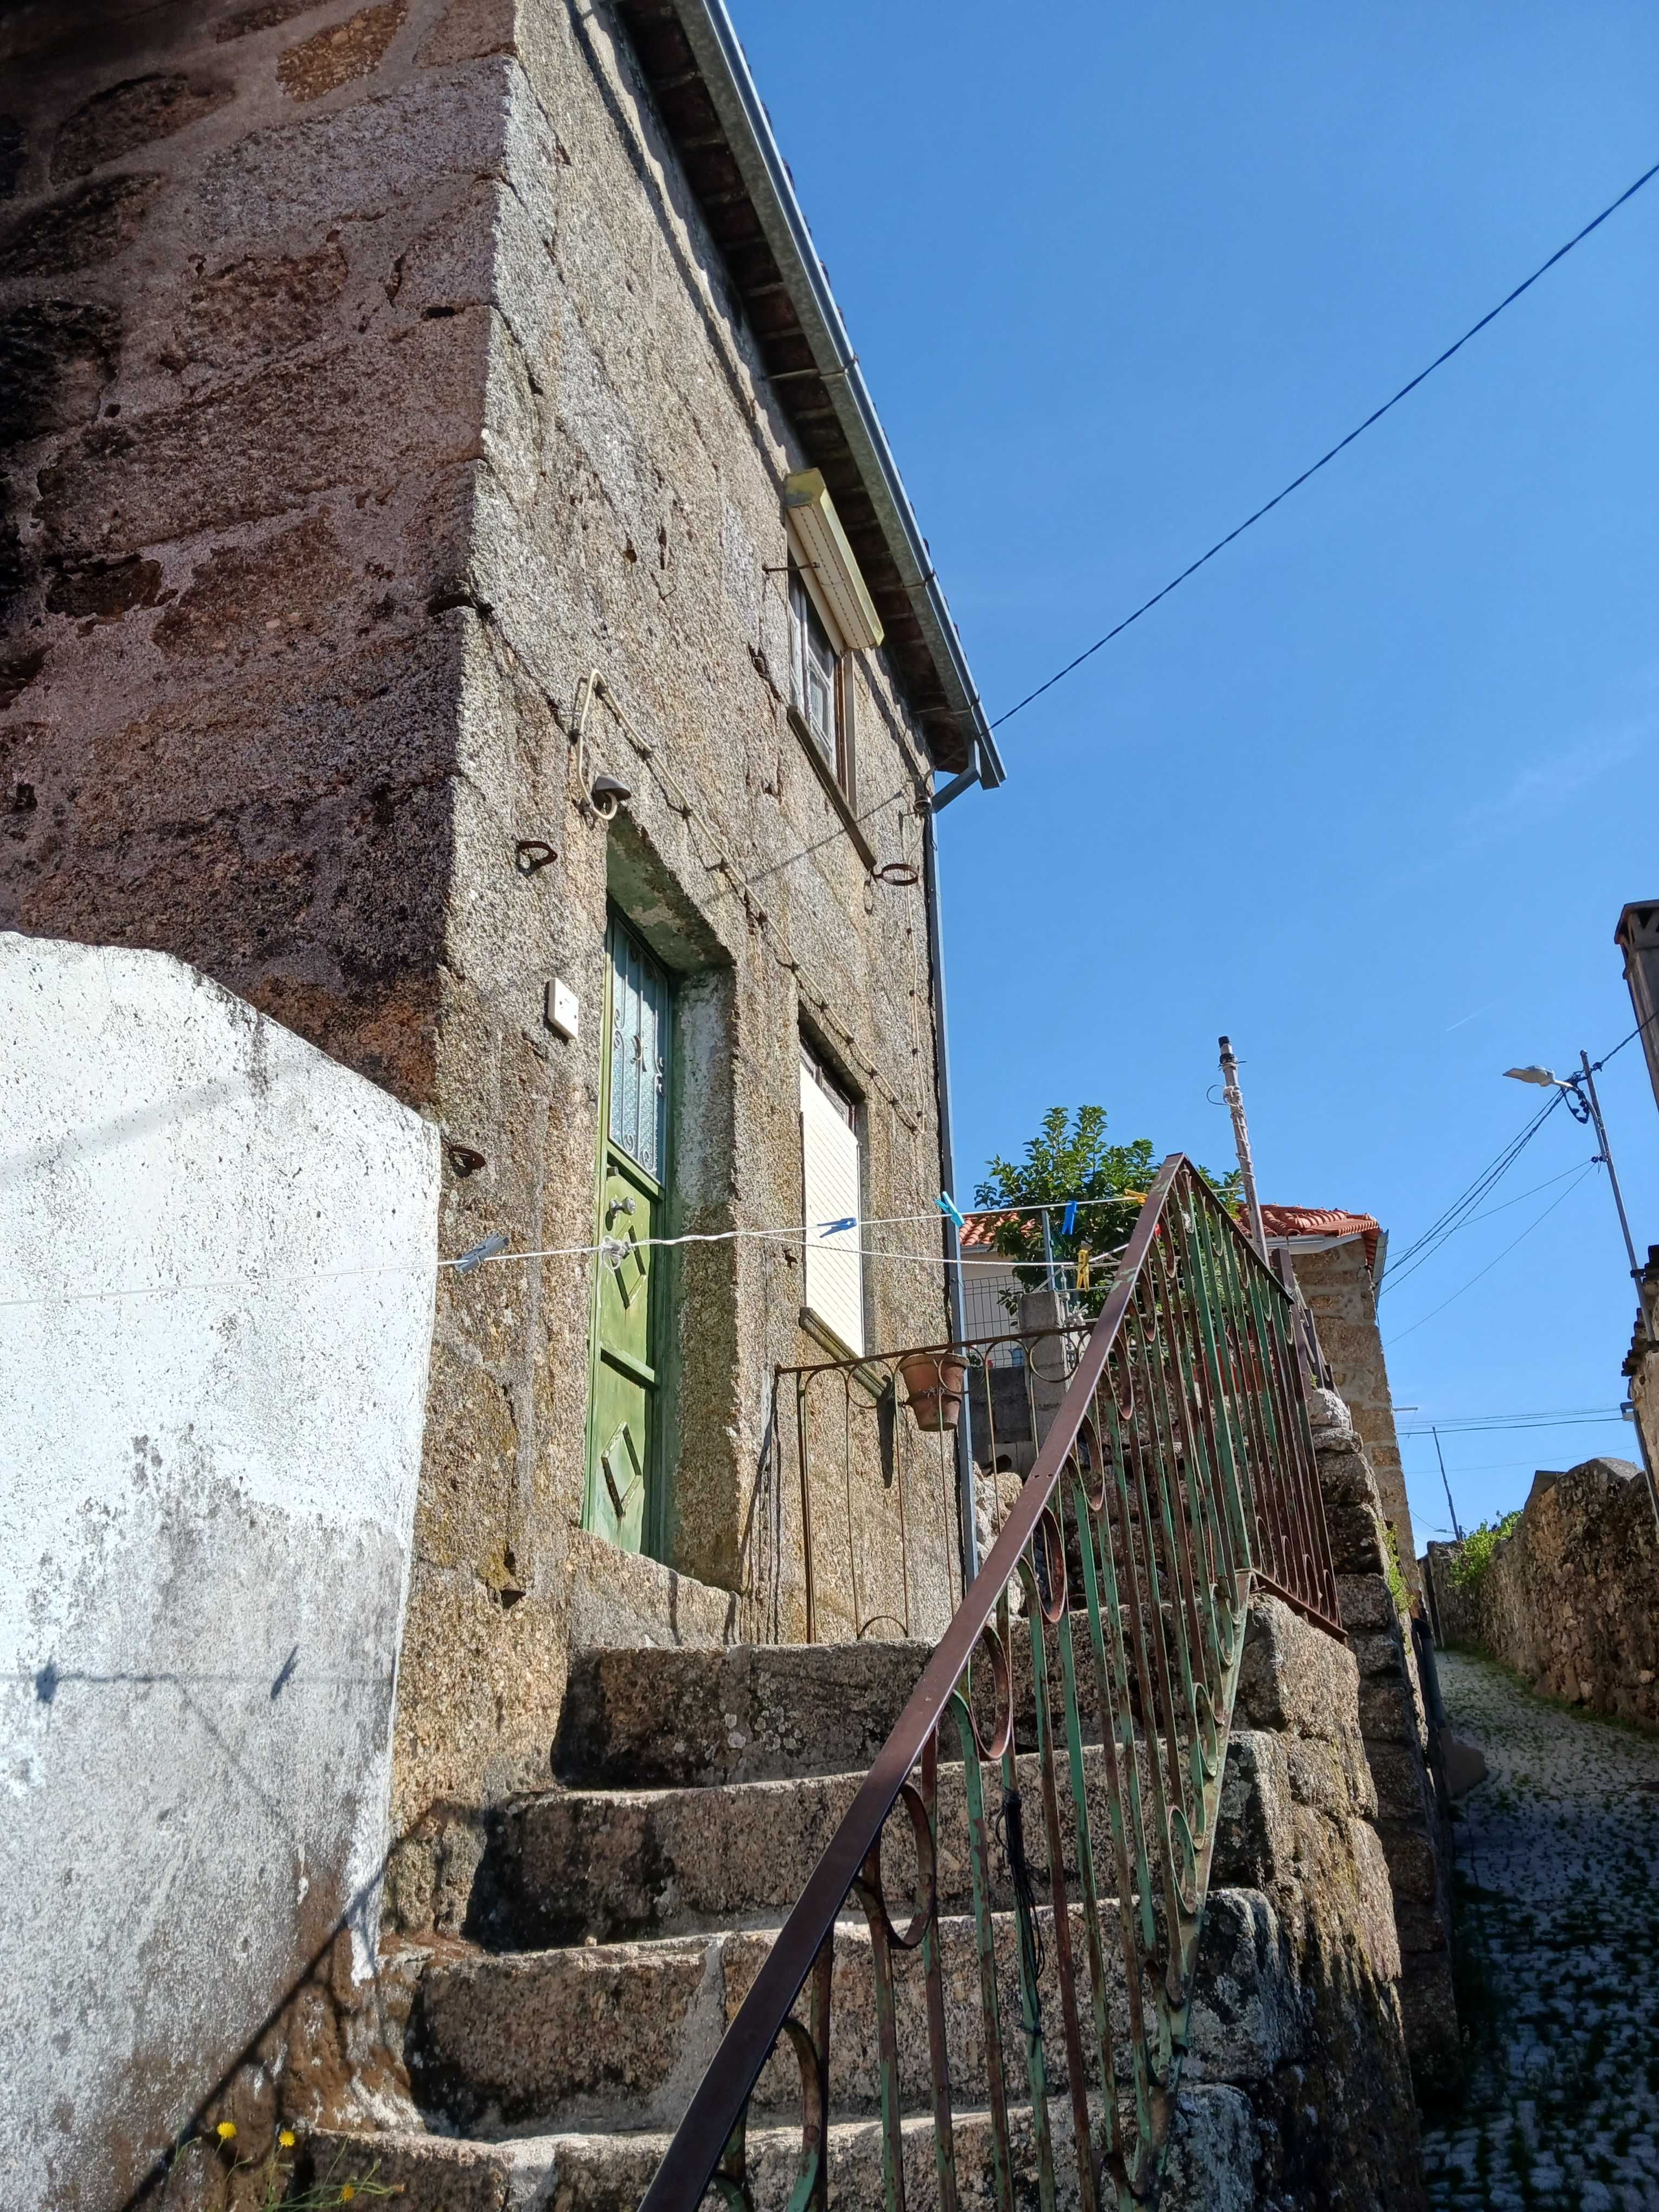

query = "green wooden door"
[586,915,673,1553]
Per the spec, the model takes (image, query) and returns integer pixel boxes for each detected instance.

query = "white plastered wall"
[0,934,439,2209]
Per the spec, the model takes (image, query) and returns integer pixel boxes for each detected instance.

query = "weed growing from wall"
[1446,1511,1523,1595]
[166,2125,402,2209]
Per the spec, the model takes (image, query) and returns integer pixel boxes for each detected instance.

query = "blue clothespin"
[937,1192,966,1233]
[453,1230,508,1275]
[1062,1200,1077,1238]
[819,1217,856,1237]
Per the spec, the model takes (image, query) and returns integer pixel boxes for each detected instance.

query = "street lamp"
[1502,1053,1644,1290]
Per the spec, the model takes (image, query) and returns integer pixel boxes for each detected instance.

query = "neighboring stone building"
[1615,898,1659,1122]
[1624,1245,1659,1488]
[1261,1204,1420,1595]
[0,0,1005,1850]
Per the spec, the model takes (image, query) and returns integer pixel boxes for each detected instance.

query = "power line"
[1384,1165,1596,1347]
[1398,1408,1627,1437]
[990,156,1659,732]
[1380,1089,1564,1295]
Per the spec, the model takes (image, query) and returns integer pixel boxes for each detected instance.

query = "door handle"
[606,1195,636,1223]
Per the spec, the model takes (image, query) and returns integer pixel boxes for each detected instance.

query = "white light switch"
[545,978,580,1040]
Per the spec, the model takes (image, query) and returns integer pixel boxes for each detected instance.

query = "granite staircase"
[316,1632,1314,2211]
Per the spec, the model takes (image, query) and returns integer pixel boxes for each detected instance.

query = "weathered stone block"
[279,2,409,102]
[1162,2085,1259,2212]
[163,238,349,373]
[38,318,488,560]
[0,171,166,277]
[181,70,515,248]
[1322,1498,1387,1576]
[1213,1728,1295,1893]
[1359,1676,1421,1745]
[1377,1822,1441,1906]
[1236,1593,1357,1741]
[52,72,235,181]
[0,298,120,447]
[1363,1738,1432,1823]
[1348,1627,1401,1678]
[1337,1570,1395,1631]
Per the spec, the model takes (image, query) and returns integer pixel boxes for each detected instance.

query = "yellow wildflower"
[340,2189,355,2204]
[279,2130,296,2149]
[215,2123,237,2142]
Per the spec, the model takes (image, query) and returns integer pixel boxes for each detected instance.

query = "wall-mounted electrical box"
[545,978,579,1040]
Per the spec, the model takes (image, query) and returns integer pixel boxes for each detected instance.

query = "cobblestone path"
[1420,1650,1659,2211]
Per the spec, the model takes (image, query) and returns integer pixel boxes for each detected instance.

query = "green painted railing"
[640,1154,1341,2211]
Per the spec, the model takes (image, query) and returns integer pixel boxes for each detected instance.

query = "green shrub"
[1446,1510,1522,1593]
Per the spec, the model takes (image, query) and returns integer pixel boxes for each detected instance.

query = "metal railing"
[642,1155,1341,2211]
[778,1322,1088,1644]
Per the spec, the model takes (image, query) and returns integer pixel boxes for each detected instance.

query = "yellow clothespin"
[1076,1245,1091,1292]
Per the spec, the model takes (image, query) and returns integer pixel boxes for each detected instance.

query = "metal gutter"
[667,0,1006,791]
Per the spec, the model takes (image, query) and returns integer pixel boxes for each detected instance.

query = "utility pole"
[1431,1425,1463,1544]
[1579,1049,1659,1540]
[1578,1049,1644,1294]
[1219,1036,1268,1259]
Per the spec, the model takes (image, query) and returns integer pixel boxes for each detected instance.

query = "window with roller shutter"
[799,1039,864,1357]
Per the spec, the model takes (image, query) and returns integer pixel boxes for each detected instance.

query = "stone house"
[0,0,1004,1850]
[1259,1203,1420,1594]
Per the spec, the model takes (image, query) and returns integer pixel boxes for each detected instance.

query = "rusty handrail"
[639,1153,1340,2211]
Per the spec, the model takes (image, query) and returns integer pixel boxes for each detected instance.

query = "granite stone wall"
[1292,1237,1420,1596]
[1224,1595,1430,2211]
[1308,1387,1458,2082]
[1,0,964,1842]
[1428,1457,1659,1732]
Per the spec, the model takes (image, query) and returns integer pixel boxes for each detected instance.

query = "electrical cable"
[1382,1007,1659,1303]
[989,157,1659,732]
[1397,1408,1627,1437]
[1379,1089,1564,1296]
[1384,1163,1596,1347]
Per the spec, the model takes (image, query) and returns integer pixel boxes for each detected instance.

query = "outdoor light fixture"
[1503,1065,1562,1087]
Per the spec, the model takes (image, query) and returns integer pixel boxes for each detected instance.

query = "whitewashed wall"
[0,934,439,2209]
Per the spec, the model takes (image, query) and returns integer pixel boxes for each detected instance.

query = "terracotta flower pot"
[896,1349,967,1432]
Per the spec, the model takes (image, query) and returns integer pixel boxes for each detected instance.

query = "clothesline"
[0,1195,1149,1313]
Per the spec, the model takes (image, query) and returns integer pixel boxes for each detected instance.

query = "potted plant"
[896,1348,967,1431]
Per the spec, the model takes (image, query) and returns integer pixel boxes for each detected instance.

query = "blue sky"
[729,0,1659,1549]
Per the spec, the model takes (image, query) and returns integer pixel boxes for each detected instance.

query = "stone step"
[554,1639,936,1787]
[479,1731,1292,1947]
[408,1889,1295,2137]
[313,2081,1257,2211]
[554,1618,1215,1792]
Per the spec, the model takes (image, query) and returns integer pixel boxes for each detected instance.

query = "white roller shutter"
[800,1066,864,1356]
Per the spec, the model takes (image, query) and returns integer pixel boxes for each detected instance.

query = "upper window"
[788,563,850,796]
[799,1037,863,1356]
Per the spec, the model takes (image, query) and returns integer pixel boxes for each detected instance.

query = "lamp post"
[1504,1055,1645,1294]
[1506,1054,1658,1532]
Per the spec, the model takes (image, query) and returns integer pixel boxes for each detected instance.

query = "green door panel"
[586,914,673,1555]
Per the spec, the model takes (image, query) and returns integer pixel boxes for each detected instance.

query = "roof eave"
[618,0,1004,789]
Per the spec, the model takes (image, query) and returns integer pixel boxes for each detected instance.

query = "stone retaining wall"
[1308,1387,1458,2082]
[1426,1457,1659,1731]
